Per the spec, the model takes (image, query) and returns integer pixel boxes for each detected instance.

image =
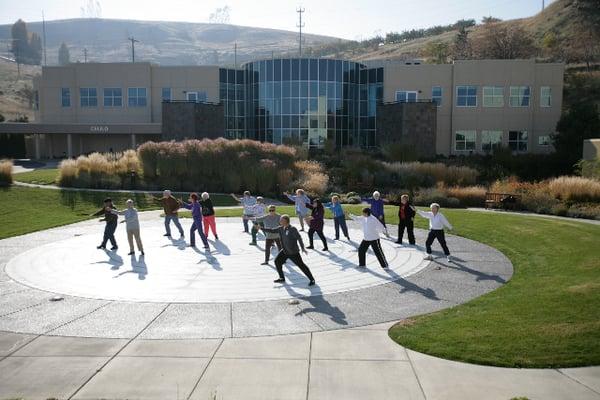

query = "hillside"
[0,58,39,121]
[311,0,589,62]
[0,18,342,66]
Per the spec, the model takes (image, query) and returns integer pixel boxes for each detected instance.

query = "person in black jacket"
[93,198,119,250]
[200,192,218,240]
[396,194,416,245]
[263,214,315,286]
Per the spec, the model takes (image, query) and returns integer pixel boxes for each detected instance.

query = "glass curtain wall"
[221,59,383,148]
[219,68,246,139]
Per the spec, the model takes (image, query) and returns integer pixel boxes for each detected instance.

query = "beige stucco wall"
[384,59,564,156]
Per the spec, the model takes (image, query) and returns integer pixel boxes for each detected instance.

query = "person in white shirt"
[111,199,144,256]
[350,207,389,269]
[413,203,453,261]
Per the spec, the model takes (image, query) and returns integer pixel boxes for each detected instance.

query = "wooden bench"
[485,192,521,210]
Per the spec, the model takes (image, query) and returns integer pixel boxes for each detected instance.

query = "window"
[482,86,504,107]
[395,91,418,102]
[456,85,477,107]
[161,87,171,101]
[481,130,503,152]
[509,86,530,107]
[186,91,207,102]
[128,87,147,107]
[509,130,528,151]
[540,86,551,107]
[80,87,97,107]
[455,130,476,151]
[61,88,70,107]
[103,88,122,107]
[538,135,551,146]
[432,86,442,106]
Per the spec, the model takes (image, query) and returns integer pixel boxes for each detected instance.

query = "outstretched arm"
[230,193,241,202]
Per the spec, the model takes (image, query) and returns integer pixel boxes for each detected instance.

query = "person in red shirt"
[396,194,416,245]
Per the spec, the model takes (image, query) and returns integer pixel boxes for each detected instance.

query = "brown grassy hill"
[321,0,587,62]
[0,58,39,121]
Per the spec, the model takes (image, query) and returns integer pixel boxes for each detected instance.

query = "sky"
[0,0,556,40]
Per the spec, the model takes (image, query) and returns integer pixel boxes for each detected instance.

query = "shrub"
[383,162,478,187]
[293,160,329,196]
[0,159,13,186]
[444,185,487,207]
[414,187,461,208]
[58,159,78,187]
[566,203,600,219]
[548,176,600,202]
[576,159,600,180]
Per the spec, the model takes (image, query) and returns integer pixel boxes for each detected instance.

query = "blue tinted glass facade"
[220,58,383,148]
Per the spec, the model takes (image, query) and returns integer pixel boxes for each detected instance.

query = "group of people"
[93,188,454,287]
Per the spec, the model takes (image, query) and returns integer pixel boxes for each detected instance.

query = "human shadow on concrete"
[209,239,231,256]
[161,237,186,251]
[113,254,147,280]
[192,246,222,270]
[431,259,507,284]
[383,268,440,301]
[283,284,348,326]
[92,250,124,270]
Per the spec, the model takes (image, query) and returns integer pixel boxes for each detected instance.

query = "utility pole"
[296,7,305,57]
[234,42,237,68]
[542,0,545,11]
[83,48,88,63]
[128,36,139,63]
[42,10,47,66]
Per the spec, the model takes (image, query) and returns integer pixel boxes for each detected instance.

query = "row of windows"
[61,87,208,108]
[455,130,551,152]
[395,86,552,108]
[63,87,147,108]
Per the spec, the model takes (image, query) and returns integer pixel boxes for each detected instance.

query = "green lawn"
[13,168,60,185]
[209,205,600,368]
[0,186,236,239]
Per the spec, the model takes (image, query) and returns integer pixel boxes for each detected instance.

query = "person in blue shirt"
[182,193,210,250]
[324,195,350,241]
[284,189,311,231]
[362,191,390,237]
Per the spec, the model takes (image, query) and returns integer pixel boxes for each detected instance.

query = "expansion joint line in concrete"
[67,302,171,400]
[405,347,428,400]
[305,332,313,400]
[186,338,225,400]
[556,369,600,396]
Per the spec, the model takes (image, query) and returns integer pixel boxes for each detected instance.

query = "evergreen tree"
[58,42,71,65]
[29,33,42,65]
[10,19,30,64]
[452,26,472,60]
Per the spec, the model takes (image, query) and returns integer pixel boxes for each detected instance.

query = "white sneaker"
[424,255,433,261]
[447,256,452,262]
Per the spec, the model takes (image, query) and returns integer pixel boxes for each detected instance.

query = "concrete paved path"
[0,327,598,400]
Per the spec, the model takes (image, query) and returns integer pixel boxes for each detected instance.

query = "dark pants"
[274,251,315,281]
[264,238,282,263]
[190,218,209,248]
[101,221,118,248]
[164,214,184,236]
[375,214,386,228]
[397,219,415,244]
[308,227,327,249]
[425,229,450,255]
[358,239,388,268]
[333,216,349,239]
[251,222,262,243]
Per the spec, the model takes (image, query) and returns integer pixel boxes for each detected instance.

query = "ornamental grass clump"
[58,158,78,187]
[548,176,600,203]
[0,159,13,186]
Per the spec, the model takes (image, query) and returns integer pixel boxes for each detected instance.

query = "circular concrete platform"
[0,213,513,338]
[6,218,425,303]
